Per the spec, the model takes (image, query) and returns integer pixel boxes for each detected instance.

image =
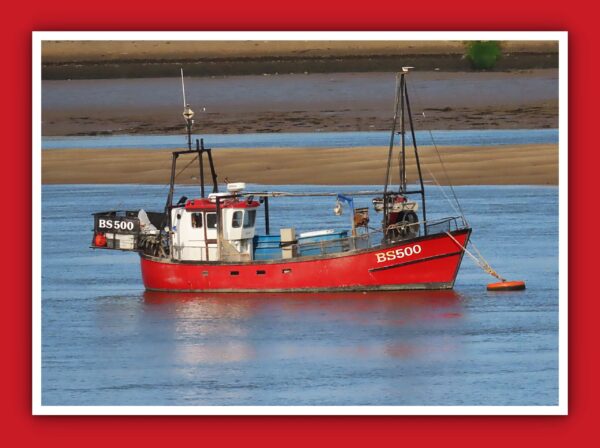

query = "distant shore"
[41,40,558,79]
[40,41,560,187]
[42,144,558,186]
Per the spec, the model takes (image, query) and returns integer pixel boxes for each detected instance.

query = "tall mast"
[399,72,406,193]
[404,80,427,230]
[181,69,194,151]
[383,73,401,194]
[382,72,402,229]
[381,68,428,234]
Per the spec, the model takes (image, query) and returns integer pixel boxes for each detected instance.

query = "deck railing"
[166,216,467,261]
[289,216,467,258]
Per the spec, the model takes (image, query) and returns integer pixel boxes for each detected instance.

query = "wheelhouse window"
[232,211,243,228]
[191,212,203,228]
[243,210,256,228]
[206,213,217,229]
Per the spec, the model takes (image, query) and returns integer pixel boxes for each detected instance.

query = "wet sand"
[42,70,558,136]
[42,144,558,186]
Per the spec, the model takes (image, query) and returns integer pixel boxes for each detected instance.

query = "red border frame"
[5,1,598,445]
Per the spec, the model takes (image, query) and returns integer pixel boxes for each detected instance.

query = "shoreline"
[42,144,558,186]
[42,41,558,79]
[42,53,559,80]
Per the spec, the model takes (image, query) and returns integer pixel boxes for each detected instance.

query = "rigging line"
[428,164,491,274]
[429,166,489,266]
[245,190,388,198]
[427,130,468,225]
[425,167,462,217]
[405,83,467,225]
[143,152,195,211]
[156,152,201,209]
[174,154,200,180]
[108,148,198,213]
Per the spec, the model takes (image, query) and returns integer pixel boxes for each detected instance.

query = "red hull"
[140,229,470,292]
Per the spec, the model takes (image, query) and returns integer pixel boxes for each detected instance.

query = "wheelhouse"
[171,195,260,262]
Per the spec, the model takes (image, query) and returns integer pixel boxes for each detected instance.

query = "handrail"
[284,216,467,254]
[170,216,466,251]
[151,215,469,262]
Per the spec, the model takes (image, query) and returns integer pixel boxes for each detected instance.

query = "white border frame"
[32,31,568,416]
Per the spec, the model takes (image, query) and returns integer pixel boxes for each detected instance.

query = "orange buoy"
[487,280,526,291]
[94,233,107,247]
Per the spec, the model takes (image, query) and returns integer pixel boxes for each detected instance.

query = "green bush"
[465,41,502,70]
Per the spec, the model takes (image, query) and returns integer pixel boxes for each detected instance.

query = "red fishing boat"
[92,69,471,292]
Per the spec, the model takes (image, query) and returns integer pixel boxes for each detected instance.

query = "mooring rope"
[427,157,507,282]
[444,231,506,282]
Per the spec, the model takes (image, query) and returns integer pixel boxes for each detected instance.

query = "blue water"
[41,184,559,406]
[42,128,558,150]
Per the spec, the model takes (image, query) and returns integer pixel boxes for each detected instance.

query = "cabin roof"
[184,198,260,211]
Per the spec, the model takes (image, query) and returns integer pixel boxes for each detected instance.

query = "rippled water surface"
[41,184,559,406]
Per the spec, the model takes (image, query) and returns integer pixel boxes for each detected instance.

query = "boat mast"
[399,72,406,193]
[162,72,219,248]
[181,69,194,151]
[404,79,427,230]
[382,68,428,235]
[382,72,402,228]
[383,73,401,193]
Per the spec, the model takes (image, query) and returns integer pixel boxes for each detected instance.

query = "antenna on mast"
[181,68,194,150]
[181,68,186,107]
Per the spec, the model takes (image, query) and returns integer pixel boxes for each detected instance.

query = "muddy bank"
[42,53,559,80]
[42,71,558,136]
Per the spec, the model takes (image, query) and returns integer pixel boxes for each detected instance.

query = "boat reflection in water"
[143,289,464,318]
[142,290,467,368]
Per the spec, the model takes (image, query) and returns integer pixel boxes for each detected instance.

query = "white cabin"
[170,195,259,262]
